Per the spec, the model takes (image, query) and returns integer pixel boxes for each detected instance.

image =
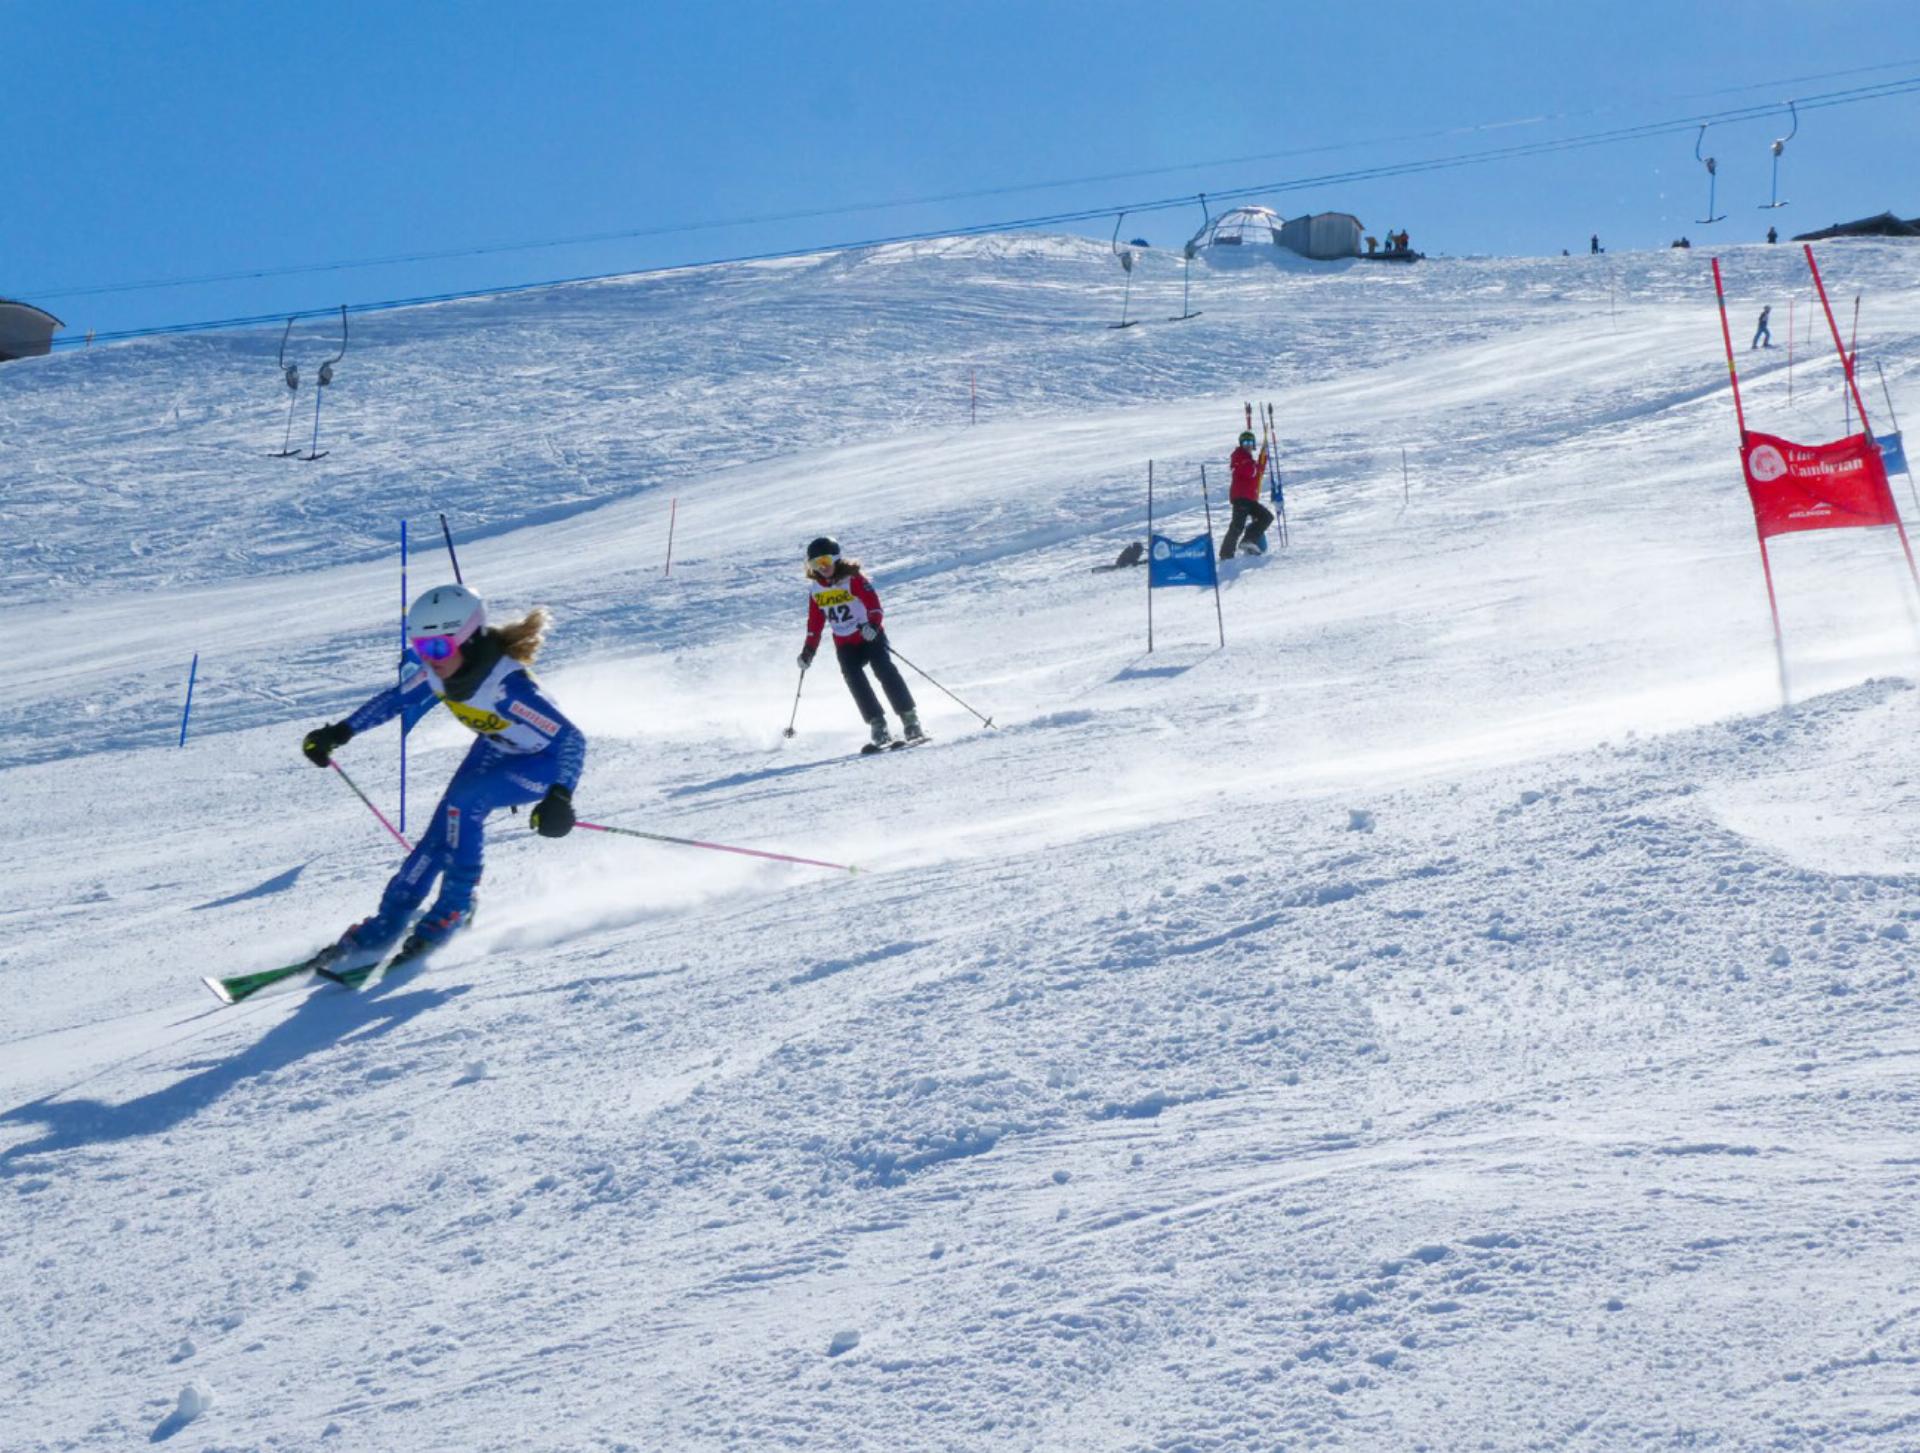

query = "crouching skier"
[796,536,926,753]
[298,584,586,979]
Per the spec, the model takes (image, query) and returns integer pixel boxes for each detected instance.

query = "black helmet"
[805,535,840,562]
[1238,430,1257,448]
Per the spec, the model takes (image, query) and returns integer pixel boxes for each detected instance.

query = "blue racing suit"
[342,637,587,947]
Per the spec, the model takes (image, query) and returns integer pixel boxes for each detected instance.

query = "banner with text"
[1740,430,1901,540]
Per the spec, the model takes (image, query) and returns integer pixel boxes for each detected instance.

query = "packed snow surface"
[4,233,1919,1450]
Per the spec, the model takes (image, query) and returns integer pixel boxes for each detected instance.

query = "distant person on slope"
[1752,305,1772,350]
[1590,234,1602,255]
[797,537,925,752]
[1221,430,1277,559]
[299,585,586,976]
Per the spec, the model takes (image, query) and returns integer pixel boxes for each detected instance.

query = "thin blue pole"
[178,653,198,747]
[400,519,408,833]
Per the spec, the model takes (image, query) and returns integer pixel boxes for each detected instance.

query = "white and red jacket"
[804,570,885,653]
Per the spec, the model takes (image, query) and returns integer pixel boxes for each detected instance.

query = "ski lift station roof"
[0,299,63,361]
[1187,205,1365,262]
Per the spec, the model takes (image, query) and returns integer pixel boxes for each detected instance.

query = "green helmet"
[1238,430,1257,448]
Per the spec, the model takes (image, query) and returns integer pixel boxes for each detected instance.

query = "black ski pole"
[783,666,807,738]
[439,512,464,584]
[886,644,995,728]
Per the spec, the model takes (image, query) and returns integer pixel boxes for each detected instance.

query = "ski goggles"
[808,554,838,576]
[410,632,464,661]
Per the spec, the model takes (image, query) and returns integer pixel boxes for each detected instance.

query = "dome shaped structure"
[1186,205,1286,255]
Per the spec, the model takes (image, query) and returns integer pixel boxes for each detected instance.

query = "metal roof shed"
[1278,212,1364,260]
[0,300,63,360]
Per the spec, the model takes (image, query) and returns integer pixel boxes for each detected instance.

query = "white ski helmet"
[406,584,485,657]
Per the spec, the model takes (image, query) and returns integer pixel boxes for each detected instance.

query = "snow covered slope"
[3,235,1919,1451]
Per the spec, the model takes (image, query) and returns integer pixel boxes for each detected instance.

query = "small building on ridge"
[0,300,63,361]
[1279,212,1364,260]
[1188,205,1366,263]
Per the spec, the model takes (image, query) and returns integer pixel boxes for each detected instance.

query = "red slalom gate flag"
[1740,429,1901,540]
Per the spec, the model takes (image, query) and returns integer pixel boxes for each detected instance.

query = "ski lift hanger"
[268,316,302,458]
[1170,192,1206,322]
[1694,124,1726,224]
[1760,99,1799,209]
[1108,212,1139,329]
[301,304,348,462]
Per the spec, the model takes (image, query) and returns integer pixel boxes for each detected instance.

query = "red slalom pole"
[1713,256,1787,703]
[1804,245,1875,437]
[1805,244,1920,593]
[332,761,413,853]
[1710,257,1749,439]
[577,820,856,874]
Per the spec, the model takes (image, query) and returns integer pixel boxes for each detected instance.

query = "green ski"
[202,953,331,1005]
[315,960,381,990]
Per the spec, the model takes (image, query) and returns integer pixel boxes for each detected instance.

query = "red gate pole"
[1805,245,1920,593]
[1714,257,1788,702]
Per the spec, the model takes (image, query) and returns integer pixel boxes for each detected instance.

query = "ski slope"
[3,234,1919,1451]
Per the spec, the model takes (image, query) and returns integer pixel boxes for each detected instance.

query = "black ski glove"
[530,784,575,838]
[797,647,816,671]
[302,721,353,767]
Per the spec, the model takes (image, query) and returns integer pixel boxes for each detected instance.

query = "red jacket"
[1229,444,1267,503]
[804,570,885,653]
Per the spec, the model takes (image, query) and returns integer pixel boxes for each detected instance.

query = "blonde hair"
[490,606,551,664]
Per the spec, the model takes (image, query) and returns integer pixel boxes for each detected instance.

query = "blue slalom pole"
[178,653,198,747]
[399,519,408,833]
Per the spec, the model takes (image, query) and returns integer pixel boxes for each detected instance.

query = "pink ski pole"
[332,761,413,853]
[577,820,856,874]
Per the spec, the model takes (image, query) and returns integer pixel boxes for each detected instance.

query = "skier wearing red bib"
[1221,428,1276,558]
[796,536,925,752]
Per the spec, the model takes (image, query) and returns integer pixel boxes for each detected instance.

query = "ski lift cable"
[48,75,1920,348]
[21,72,1920,306]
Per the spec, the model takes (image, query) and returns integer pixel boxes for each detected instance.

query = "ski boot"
[861,716,894,755]
[311,917,399,985]
[899,709,928,746]
[388,899,476,971]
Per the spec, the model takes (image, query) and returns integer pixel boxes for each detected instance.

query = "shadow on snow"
[0,976,467,1173]
[189,861,307,911]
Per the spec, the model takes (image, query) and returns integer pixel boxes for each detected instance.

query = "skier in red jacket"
[1221,429,1276,558]
[797,536,925,752]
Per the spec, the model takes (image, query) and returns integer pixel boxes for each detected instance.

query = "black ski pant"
[1221,497,1275,556]
[836,634,916,722]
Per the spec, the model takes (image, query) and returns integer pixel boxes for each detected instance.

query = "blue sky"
[8,0,1918,341]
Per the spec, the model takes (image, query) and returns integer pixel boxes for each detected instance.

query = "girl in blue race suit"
[299,585,586,969]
